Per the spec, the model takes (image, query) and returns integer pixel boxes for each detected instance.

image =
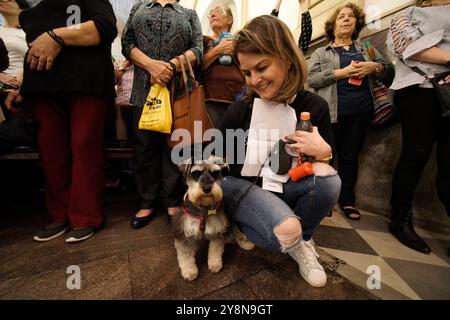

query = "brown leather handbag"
[168,54,213,149]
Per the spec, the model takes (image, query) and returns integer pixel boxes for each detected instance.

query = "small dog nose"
[202,186,212,194]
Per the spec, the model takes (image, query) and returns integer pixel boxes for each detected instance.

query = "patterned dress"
[121,0,203,107]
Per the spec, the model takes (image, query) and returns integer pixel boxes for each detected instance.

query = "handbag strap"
[170,55,190,102]
[411,66,432,80]
[169,54,199,102]
[183,52,197,82]
[362,40,376,61]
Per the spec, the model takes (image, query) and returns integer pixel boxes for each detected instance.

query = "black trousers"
[332,110,373,207]
[391,86,450,216]
[133,106,185,209]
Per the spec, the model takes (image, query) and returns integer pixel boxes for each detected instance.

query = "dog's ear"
[208,156,229,176]
[178,159,192,179]
[220,162,230,176]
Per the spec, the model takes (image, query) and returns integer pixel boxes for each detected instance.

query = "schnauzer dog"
[171,157,254,281]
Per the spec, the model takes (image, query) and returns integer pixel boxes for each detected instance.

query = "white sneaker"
[288,240,327,287]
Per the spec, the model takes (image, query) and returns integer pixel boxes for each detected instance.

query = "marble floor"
[0,191,448,300]
[318,208,450,300]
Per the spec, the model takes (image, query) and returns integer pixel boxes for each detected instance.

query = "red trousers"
[33,95,108,228]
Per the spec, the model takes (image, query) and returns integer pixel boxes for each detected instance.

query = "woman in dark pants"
[386,0,450,255]
[5,0,117,243]
[121,0,203,228]
[307,3,394,220]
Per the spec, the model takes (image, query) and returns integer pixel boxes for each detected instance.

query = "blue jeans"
[221,173,341,252]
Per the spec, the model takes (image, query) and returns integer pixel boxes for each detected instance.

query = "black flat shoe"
[340,205,361,220]
[131,213,155,229]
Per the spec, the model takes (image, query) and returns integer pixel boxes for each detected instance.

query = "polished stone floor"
[0,192,378,300]
[318,208,450,300]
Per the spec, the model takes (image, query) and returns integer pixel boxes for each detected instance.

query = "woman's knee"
[312,162,337,177]
[315,174,341,205]
[273,216,302,251]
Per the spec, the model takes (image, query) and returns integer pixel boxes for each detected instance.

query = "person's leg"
[390,87,439,254]
[330,122,341,169]
[391,87,438,211]
[280,169,341,241]
[161,141,185,212]
[279,169,340,287]
[32,97,71,225]
[335,111,372,208]
[132,106,164,211]
[68,95,108,228]
[436,115,450,217]
[221,176,300,253]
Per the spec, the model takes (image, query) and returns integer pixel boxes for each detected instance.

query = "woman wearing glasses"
[307,3,394,220]
[201,3,245,128]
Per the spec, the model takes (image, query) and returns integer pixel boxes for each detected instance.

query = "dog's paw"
[233,225,255,251]
[208,258,223,273]
[181,265,199,281]
[237,238,255,251]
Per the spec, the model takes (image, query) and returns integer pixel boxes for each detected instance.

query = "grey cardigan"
[307,41,394,123]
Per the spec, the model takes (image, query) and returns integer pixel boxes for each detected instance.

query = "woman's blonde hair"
[233,15,307,103]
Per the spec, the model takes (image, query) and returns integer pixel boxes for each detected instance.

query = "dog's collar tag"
[208,209,217,216]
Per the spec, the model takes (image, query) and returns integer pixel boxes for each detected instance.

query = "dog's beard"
[187,181,223,207]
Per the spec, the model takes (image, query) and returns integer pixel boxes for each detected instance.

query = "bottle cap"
[300,112,310,121]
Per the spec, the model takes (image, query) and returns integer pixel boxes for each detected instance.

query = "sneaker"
[288,240,327,287]
[65,226,95,243]
[33,223,69,242]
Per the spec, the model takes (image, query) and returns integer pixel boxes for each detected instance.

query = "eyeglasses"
[208,7,226,18]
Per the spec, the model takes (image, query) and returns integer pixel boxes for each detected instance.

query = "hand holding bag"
[138,84,172,134]
[168,54,213,148]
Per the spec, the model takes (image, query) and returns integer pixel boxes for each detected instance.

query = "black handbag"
[413,68,450,118]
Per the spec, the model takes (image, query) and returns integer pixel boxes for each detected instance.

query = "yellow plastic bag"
[138,84,172,134]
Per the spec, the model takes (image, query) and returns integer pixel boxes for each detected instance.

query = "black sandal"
[340,206,361,221]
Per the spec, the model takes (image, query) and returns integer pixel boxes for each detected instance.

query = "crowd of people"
[0,0,449,288]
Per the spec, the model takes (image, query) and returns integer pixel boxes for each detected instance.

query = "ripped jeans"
[221,173,341,253]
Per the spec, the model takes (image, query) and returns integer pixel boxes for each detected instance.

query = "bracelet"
[47,29,66,47]
[316,153,333,163]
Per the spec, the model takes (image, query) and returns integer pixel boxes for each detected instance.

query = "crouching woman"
[219,15,341,288]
